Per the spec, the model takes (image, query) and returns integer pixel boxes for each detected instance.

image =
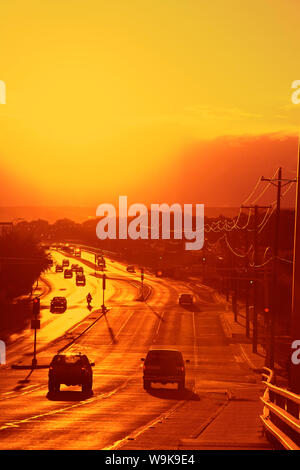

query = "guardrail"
[260,366,300,450]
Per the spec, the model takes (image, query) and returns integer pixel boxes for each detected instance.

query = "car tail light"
[49,366,53,370]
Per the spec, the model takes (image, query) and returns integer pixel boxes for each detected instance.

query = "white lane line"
[152,311,165,343]
[114,310,135,339]
[0,378,132,431]
[104,398,186,450]
[0,385,47,401]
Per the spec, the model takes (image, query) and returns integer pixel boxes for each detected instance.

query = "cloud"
[184,105,262,120]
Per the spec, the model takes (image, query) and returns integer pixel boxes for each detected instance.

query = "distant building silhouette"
[0,222,13,236]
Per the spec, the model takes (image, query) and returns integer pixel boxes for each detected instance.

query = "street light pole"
[291,140,300,392]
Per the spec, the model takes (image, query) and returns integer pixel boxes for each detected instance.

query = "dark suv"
[48,354,94,393]
[76,274,86,286]
[126,265,135,273]
[64,269,73,279]
[141,349,187,391]
[178,293,194,307]
[55,265,63,273]
[50,296,67,313]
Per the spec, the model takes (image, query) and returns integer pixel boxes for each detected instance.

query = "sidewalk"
[179,385,271,449]
[180,291,274,450]
[219,295,288,384]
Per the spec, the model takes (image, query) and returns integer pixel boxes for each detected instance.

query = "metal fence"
[260,367,300,450]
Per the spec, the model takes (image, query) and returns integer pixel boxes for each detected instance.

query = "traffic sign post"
[102,273,106,313]
[140,268,144,300]
[32,297,40,368]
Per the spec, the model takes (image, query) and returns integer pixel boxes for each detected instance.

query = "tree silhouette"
[0,231,51,300]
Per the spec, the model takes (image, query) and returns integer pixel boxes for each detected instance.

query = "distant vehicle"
[71,264,78,272]
[48,258,54,267]
[64,245,74,255]
[76,274,86,286]
[48,353,94,393]
[74,248,81,257]
[178,293,194,307]
[64,269,73,279]
[141,349,187,391]
[126,265,135,273]
[50,296,67,313]
[75,266,84,274]
[62,259,69,267]
[97,256,105,267]
[55,265,63,273]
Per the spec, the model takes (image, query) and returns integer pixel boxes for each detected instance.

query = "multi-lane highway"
[0,249,269,449]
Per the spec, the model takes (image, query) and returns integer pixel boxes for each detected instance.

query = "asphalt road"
[0,250,267,449]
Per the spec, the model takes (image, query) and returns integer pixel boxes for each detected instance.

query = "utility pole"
[261,168,296,368]
[242,204,271,353]
[244,229,250,338]
[291,143,300,393]
[31,297,40,368]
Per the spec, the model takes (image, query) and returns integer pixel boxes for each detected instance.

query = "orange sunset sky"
[0,0,300,210]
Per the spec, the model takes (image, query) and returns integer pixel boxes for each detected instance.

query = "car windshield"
[181,294,192,300]
[145,350,183,366]
[52,355,84,365]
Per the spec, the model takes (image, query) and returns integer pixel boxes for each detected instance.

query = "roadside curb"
[11,364,49,370]
[136,284,152,302]
[219,313,232,339]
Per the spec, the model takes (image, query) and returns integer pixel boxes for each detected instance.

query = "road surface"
[0,250,270,449]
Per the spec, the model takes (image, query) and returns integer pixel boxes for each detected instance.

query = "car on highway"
[55,265,63,273]
[64,269,73,279]
[71,263,79,272]
[75,266,84,274]
[48,353,94,393]
[126,265,135,273]
[74,248,81,257]
[50,296,67,313]
[76,274,86,286]
[141,348,187,391]
[62,259,70,267]
[178,293,194,307]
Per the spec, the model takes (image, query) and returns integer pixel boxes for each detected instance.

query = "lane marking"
[0,378,132,431]
[0,385,46,401]
[152,311,165,343]
[114,310,135,340]
[103,398,187,450]
[238,343,257,370]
